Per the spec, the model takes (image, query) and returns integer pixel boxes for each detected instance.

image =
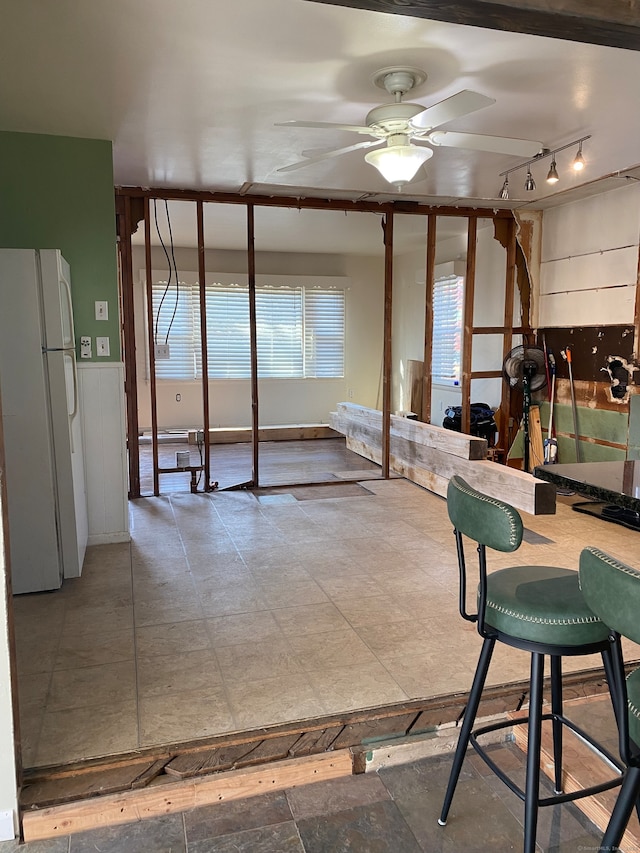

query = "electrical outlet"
[155,344,170,359]
[95,300,108,321]
[80,336,92,359]
[96,336,110,357]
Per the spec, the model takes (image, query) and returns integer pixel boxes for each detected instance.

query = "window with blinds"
[151,278,345,380]
[431,274,463,386]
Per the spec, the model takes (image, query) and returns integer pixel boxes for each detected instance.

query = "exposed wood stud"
[196,201,212,491]
[461,218,477,434]
[422,214,436,423]
[143,199,160,496]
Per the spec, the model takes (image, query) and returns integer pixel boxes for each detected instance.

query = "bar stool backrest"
[579,547,640,646]
[447,475,523,553]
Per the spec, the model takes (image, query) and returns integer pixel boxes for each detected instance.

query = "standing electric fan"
[502,345,547,472]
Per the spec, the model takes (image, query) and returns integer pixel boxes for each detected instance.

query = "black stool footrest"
[470,713,624,806]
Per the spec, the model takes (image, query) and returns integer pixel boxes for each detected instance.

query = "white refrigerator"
[0,249,88,594]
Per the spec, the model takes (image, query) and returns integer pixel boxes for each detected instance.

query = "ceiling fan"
[276,66,543,190]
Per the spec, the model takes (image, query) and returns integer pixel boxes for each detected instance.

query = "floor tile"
[138,686,235,746]
[308,661,408,714]
[136,649,224,697]
[184,790,292,841]
[68,813,185,852]
[187,821,304,853]
[135,620,212,657]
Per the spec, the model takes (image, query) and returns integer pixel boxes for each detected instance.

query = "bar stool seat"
[484,563,609,646]
[438,476,624,853]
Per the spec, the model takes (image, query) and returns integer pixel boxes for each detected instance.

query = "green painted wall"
[0,131,119,360]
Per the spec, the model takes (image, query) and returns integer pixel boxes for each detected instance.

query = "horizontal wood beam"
[115,186,514,220]
[330,403,556,514]
[305,0,640,51]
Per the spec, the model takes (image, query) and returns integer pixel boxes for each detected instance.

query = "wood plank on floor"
[510,695,640,853]
[22,750,354,842]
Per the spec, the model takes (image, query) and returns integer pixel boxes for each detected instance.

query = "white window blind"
[151,277,345,380]
[432,274,463,386]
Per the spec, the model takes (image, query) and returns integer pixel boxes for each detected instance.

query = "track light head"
[524,169,536,191]
[573,142,585,171]
[546,157,559,184]
[499,177,509,199]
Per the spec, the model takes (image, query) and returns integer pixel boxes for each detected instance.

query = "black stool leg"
[601,643,623,734]
[601,766,640,852]
[439,636,495,826]
[550,655,563,794]
[524,652,544,853]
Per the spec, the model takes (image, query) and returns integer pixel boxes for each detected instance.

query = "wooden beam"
[116,194,140,499]
[421,214,436,423]
[461,218,477,435]
[247,203,259,487]
[331,403,556,514]
[382,212,394,478]
[21,750,353,842]
[144,199,160,497]
[305,0,640,51]
[115,186,514,220]
[196,201,212,492]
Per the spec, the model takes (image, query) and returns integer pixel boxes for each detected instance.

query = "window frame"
[431,273,464,388]
[146,271,347,382]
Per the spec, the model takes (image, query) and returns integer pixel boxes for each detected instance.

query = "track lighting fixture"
[497,135,590,198]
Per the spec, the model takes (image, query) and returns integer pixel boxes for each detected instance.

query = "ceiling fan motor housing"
[365,102,426,133]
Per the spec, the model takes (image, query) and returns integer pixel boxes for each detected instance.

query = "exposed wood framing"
[116,186,523,494]
[421,214,436,423]
[461,217,477,434]
[196,201,212,491]
[247,204,259,488]
[382,212,393,478]
[143,200,160,496]
[305,0,640,51]
[115,194,140,498]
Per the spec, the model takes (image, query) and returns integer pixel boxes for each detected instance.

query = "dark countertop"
[534,460,640,514]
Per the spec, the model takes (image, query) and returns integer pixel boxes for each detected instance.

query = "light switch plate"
[95,300,108,321]
[80,336,92,359]
[96,336,110,357]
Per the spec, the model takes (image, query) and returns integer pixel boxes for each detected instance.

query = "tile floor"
[13,443,640,770]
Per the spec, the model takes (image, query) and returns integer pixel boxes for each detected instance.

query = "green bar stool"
[579,546,640,852]
[438,476,624,853]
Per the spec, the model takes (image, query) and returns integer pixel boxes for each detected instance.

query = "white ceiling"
[2,0,640,253]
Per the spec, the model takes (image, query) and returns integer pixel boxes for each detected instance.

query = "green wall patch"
[0,131,119,360]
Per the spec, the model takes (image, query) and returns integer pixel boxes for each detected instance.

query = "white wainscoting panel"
[77,363,130,544]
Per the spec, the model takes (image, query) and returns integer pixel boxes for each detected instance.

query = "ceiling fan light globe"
[365,144,433,186]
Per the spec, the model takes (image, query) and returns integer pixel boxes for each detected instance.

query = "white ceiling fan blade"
[278,139,383,173]
[410,90,495,131]
[301,139,381,158]
[276,120,376,136]
[428,130,543,157]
